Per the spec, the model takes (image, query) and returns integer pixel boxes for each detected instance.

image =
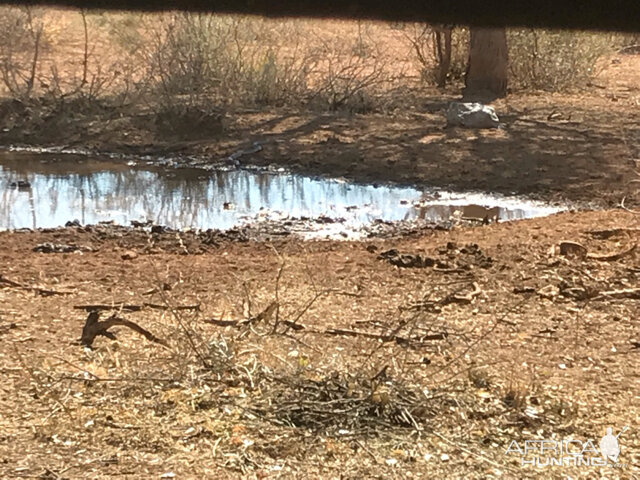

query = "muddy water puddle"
[0,151,561,238]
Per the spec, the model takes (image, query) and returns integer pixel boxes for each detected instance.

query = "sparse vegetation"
[0,7,633,119]
[406,24,469,87]
[0,7,46,99]
[507,29,618,91]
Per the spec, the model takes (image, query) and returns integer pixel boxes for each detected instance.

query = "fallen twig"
[403,282,482,312]
[74,303,200,312]
[144,302,201,311]
[619,196,640,214]
[593,288,640,300]
[0,274,74,296]
[204,308,304,331]
[558,242,637,261]
[75,304,142,312]
[588,227,640,239]
[205,318,240,327]
[449,282,482,304]
[587,243,637,261]
[323,327,447,345]
[80,311,169,348]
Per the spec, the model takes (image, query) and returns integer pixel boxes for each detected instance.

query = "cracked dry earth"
[0,209,639,478]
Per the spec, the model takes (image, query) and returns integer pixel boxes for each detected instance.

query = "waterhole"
[0,151,561,238]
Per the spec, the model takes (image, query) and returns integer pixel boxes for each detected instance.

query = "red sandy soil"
[0,209,639,478]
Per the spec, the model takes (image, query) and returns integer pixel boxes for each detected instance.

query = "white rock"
[446,102,500,129]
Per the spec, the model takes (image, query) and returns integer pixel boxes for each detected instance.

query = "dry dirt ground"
[0,209,639,478]
[0,12,639,479]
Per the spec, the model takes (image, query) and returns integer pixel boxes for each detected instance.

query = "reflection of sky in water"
[0,153,560,232]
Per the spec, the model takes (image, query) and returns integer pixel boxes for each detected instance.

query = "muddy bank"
[3,217,451,250]
[1,89,638,208]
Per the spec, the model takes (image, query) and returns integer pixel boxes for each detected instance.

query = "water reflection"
[0,152,560,232]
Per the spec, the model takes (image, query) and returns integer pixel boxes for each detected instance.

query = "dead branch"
[448,282,482,304]
[619,196,640,214]
[24,7,42,98]
[204,302,280,328]
[587,243,637,261]
[271,253,285,332]
[588,228,640,239]
[594,288,640,300]
[0,275,22,288]
[80,9,89,88]
[144,302,201,311]
[403,282,481,312]
[323,327,447,345]
[0,274,74,296]
[75,304,142,312]
[205,318,240,327]
[74,303,200,312]
[80,310,169,348]
[204,312,445,344]
[558,241,637,261]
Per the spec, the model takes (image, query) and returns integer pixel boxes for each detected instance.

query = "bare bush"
[507,29,617,91]
[0,7,46,98]
[306,32,389,113]
[231,42,313,107]
[311,53,384,113]
[405,24,468,87]
[0,9,626,115]
[405,25,621,93]
[142,14,314,108]
[148,13,230,98]
[0,10,404,113]
[0,8,149,108]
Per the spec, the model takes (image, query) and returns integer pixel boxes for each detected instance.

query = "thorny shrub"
[0,7,637,112]
[507,29,619,91]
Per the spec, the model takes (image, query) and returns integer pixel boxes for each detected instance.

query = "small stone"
[559,241,588,258]
[538,285,560,299]
[121,250,138,261]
